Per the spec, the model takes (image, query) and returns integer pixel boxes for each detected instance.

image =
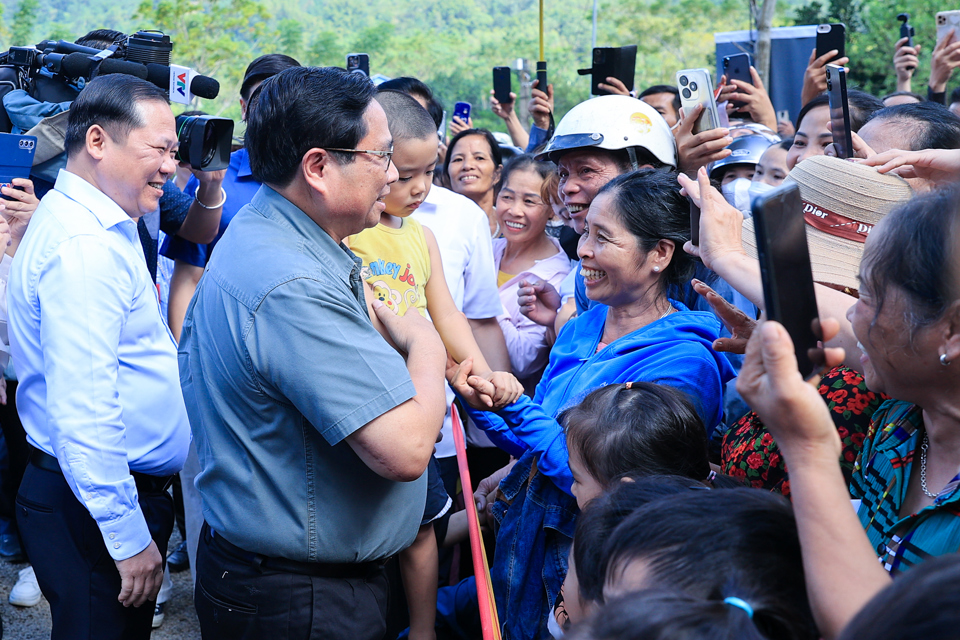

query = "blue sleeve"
[525,125,550,153]
[2,90,72,133]
[465,394,573,495]
[574,270,590,316]
[460,402,529,458]
[160,181,192,235]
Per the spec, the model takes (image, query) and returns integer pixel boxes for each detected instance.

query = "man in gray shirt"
[178,67,447,639]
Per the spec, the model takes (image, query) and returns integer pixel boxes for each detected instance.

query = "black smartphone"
[816,23,846,62]
[493,67,512,104]
[825,64,853,159]
[722,52,753,109]
[453,101,472,123]
[346,53,369,76]
[689,198,701,246]
[577,45,637,95]
[897,13,915,48]
[752,183,824,380]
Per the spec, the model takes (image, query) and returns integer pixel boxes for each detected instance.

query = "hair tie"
[624,381,633,389]
[724,597,754,619]
[706,470,717,484]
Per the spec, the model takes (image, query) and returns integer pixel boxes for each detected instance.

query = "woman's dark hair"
[860,185,960,339]
[496,154,555,196]
[838,554,960,640]
[601,488,817,640]
[594,168,694,292]
[795,90,882,133]
[573,476,711,606]
[241,54,301,102]
[246,67,377,187]
[561,382,709,488]
[566,589,768,640]
[443,128,503,182]
[64,75,170,157]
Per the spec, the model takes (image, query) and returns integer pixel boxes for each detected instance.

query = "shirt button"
[877,543,885,554]
[114,542,121,549]
[109,533,116,540]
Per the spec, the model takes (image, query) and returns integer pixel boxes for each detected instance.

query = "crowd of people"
[0,20,959,640]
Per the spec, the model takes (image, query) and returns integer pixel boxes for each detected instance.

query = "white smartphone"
[676,69,721,134]
[936,10,960,44]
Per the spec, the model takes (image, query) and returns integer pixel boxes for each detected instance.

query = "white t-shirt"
[413,185,504,458]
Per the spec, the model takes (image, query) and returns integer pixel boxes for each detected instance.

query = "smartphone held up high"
[825,64,853,160]
[453,101,472,124]
[346,53,370,76]
[751,183,824,380]
[493,67,512,104]
[676,69,720,134]
[816,23,846,62]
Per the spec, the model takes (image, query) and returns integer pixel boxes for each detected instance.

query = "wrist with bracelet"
[195,186,227,210]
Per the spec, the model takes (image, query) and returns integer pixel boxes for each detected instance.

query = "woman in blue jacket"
[451,168,735,640]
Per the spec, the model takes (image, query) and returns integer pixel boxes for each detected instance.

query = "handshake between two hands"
[445,357,524,411]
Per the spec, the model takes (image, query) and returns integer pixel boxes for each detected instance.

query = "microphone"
[60,52,148,80]
[145,63,219,102]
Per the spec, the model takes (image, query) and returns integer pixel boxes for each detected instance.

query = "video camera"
[0,30,233,171]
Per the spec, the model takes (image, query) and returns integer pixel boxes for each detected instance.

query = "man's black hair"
[638,84,681,114]
[240,54,301,102]
[74,29,126,50]
[245,66,377,187]
[881,90,925,103]
[377,76,443,129]
[64,74,170,157]
[865,101,960,151]
[950,86,960,104]
[425,96,444,130]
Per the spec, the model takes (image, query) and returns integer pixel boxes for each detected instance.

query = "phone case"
[676,69,720,134]
[0,133,37,188]
[722,53,753,86]
[493,67,512,104]
[826,64,852,159]
[937,11,960,44]
[345,53,369,76]
[816,23,846,62]
[453,102,471,122]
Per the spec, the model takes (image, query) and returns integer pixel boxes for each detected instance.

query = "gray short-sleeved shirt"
[178,185,425,563]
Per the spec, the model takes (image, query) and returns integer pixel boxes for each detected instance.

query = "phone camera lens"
[681,88,691,99]
[679,75,688,86]
[689,82,698,92]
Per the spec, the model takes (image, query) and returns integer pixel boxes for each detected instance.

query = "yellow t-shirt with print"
[350,217,431,318]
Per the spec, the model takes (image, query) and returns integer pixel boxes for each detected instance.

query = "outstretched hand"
[446,358,523,411]
[675,104,732,176]
[678,168,745,272]
[691,278,755,354]
[857,148,960,185]
[517,278,561,327]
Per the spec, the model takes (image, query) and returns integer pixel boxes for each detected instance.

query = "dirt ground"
[0,528,201,639]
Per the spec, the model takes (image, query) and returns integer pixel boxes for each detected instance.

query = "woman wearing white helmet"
[518,95,677,337]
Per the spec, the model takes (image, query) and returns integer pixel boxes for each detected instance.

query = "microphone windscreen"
[189,74,220,100]
[60,53,93,78]
[145,63,171,90]
[98,58,149,79]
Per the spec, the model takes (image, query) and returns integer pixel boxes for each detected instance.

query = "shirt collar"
[249,185,360,286]
[234,147,254,179]
[54,169,134,231]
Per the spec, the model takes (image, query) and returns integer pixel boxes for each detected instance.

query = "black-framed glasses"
[326,145,394,170]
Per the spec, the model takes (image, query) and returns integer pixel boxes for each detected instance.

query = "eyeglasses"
[325,146,394,170]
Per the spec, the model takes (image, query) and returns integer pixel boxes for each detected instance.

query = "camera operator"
[3,28,224,282]
[8,73,191,639]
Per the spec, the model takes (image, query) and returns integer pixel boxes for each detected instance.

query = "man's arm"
[167,260,203,342]
[38,236,162,605]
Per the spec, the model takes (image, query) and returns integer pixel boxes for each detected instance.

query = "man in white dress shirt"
[7,74,190,639]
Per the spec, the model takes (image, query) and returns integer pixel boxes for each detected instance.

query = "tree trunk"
[755,0,777,86]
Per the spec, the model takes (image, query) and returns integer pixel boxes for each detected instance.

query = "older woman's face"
[787,105,831,171]
[578,192,668,308]
[847,232,943,399]
[557,149,625,235]
[496,168,552,245]
[446,134,499,202]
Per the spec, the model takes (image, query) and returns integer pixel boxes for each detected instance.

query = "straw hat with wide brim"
[742,155,913,291]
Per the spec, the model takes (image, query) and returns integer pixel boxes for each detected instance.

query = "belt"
[29,447,175,495]
[203,522,388,579]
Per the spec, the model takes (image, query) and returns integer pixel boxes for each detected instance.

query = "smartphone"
[936,11,960,44]
[345,53,369,77]
[897,13,915,48]
[751,182,824,379]
[0,133,36,199]
[453,101,472,124]
[722,53,753,109]
[816,23,846,62]
[689,198,701,246]
[577,45,637,95]
[493,67,512,104]
[676,69,720,134]
[825,64,853,160]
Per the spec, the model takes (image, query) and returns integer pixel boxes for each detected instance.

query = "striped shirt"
[850,399,960,575]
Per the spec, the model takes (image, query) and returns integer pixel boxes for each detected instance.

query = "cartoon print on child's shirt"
[362,263,424,316]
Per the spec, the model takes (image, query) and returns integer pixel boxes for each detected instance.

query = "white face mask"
[745,181,777,217]
[721,177,753,215]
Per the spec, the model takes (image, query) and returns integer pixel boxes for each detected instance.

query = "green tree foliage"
[10,0,40,46]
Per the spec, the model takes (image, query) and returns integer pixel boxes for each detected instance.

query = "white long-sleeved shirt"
[8,169,190,561]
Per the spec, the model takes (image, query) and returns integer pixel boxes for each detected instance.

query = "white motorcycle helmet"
[535,95,677,169]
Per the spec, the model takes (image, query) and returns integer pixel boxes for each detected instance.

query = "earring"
[941,353,952,366]
[653,266,660,272]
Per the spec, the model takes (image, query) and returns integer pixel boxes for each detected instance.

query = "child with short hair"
[348,89,521,640]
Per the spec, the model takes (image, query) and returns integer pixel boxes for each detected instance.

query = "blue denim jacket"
[491,453,577,640]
